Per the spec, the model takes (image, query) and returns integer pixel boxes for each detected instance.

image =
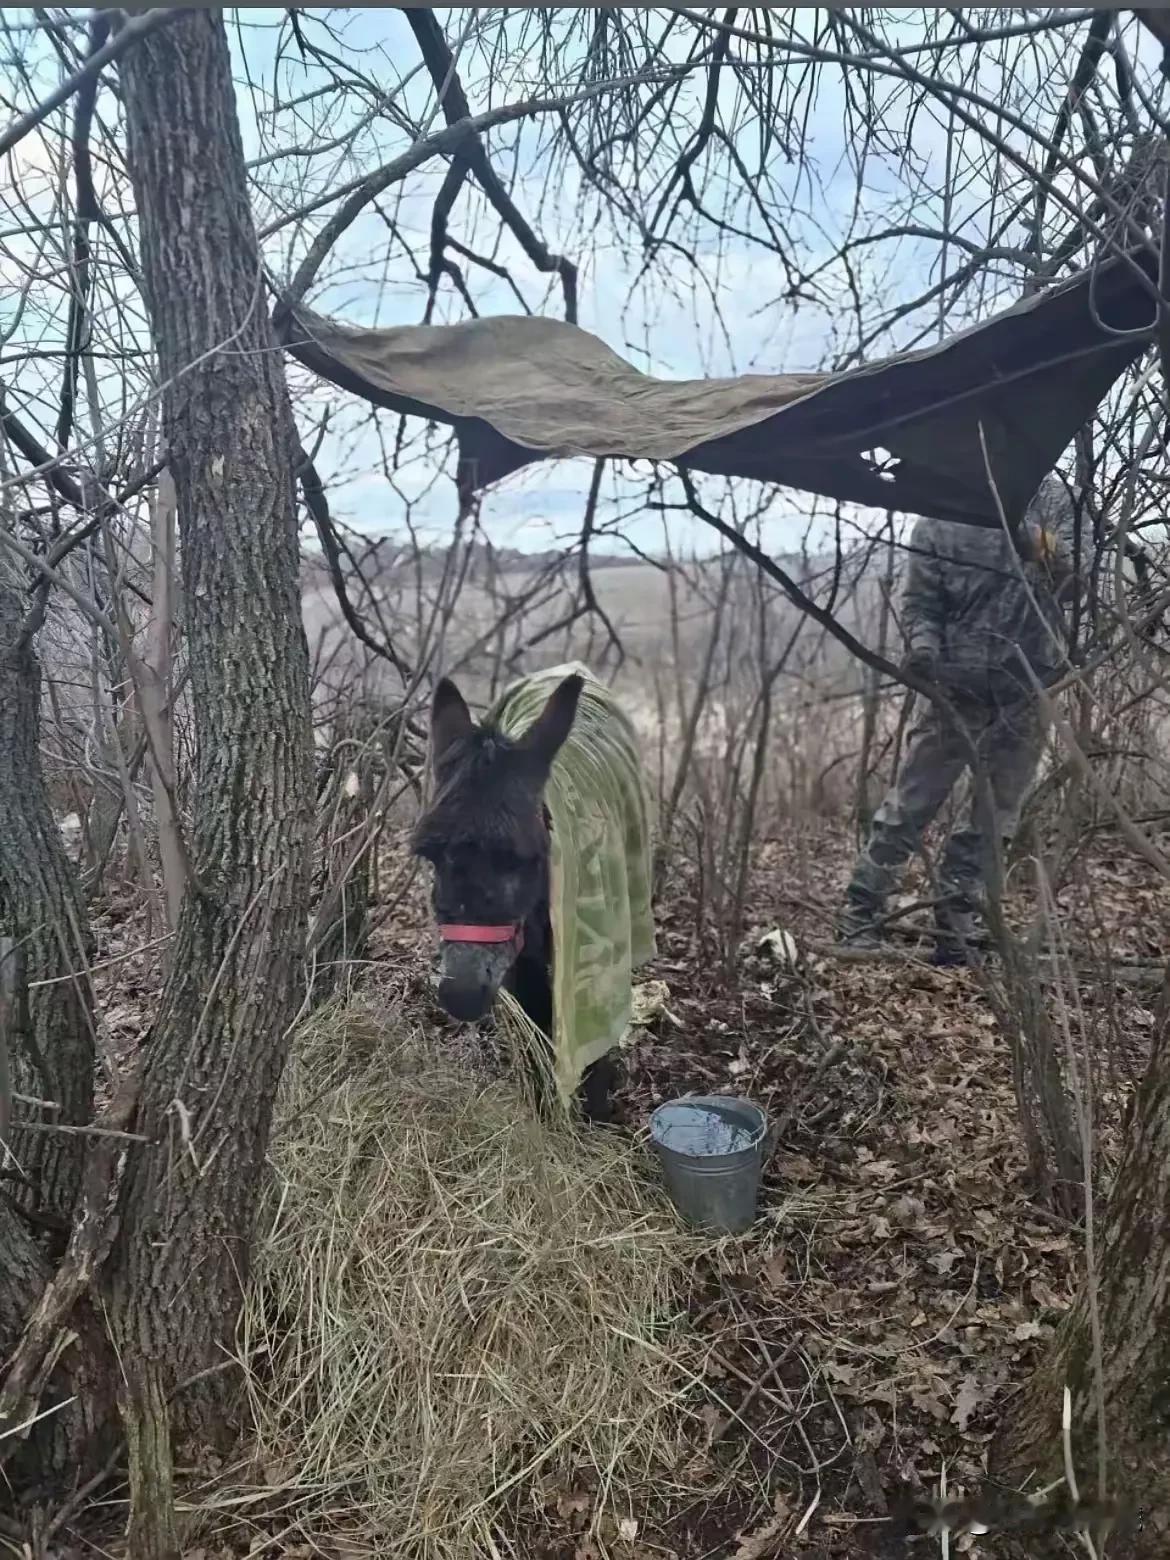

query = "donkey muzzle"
[436,924,523,1023]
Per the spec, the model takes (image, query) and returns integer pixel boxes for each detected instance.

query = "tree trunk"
[0,550,107,1490]
[991,1008,1170,1553]
[853,516,895,835]
[309,707,383,998]
[107,0,313,1514]
[142,470,186,934]
[0,1198,51,1361]
[0,546,95,1226]
[0,1200,61,1486]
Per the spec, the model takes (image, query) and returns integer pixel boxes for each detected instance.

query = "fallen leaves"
[731,1496,792,1559]
[951,1375,981,1432]
[606,818,1170,1557]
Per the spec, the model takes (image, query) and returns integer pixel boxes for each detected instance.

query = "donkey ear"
[517,673,583,771]
[431,677,473,768]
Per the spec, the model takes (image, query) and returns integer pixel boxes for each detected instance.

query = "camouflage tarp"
[278,248,1157,530]
[491,663,655,1103]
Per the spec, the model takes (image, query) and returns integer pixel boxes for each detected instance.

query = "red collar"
[438,922,524,953]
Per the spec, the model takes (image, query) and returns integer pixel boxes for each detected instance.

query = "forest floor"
[73,817,1167,1560]
[596,821,1166,1560]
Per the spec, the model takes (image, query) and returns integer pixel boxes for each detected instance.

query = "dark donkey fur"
[412,673,618,1122]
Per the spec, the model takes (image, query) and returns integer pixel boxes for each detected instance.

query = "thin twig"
[0,9,177,160]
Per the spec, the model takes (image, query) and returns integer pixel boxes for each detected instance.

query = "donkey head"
[412,673,583,1023]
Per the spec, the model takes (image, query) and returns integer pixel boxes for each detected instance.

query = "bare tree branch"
[0,8,176,161]
[405,8,579,322]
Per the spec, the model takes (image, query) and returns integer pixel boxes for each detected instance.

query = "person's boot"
[836,894,884,950]
[932,897,980,967]
[838,825,907,950]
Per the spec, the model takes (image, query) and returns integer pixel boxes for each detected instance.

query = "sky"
[1,7,1155,561]
[232,6,866,558]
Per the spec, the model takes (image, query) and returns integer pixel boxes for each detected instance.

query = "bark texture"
[0,1197,51,1361]
[109,8,313,1432]
[992,1012,1170,1553]
[0,548,95,1225]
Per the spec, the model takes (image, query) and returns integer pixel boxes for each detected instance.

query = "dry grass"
[206,995,710,1557]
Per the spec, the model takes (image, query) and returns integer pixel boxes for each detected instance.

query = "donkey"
[412,672,618,1121]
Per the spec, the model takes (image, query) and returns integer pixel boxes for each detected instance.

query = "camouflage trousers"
[842,696,1045,933]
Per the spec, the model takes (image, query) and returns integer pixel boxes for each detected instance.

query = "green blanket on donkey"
[490,663,656,1103]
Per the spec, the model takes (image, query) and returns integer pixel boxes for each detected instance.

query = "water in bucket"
[650,1101,758,1158]
[649,1095,767,1234]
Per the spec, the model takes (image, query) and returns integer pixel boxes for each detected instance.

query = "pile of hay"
[219,996,707,1557]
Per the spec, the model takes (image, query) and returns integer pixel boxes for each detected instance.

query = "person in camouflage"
[839,475,1080,964]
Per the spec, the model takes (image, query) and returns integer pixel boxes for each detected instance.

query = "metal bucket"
[649,1095,767,1234]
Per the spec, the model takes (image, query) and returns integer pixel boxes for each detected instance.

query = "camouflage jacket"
[902,475,1081,703]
